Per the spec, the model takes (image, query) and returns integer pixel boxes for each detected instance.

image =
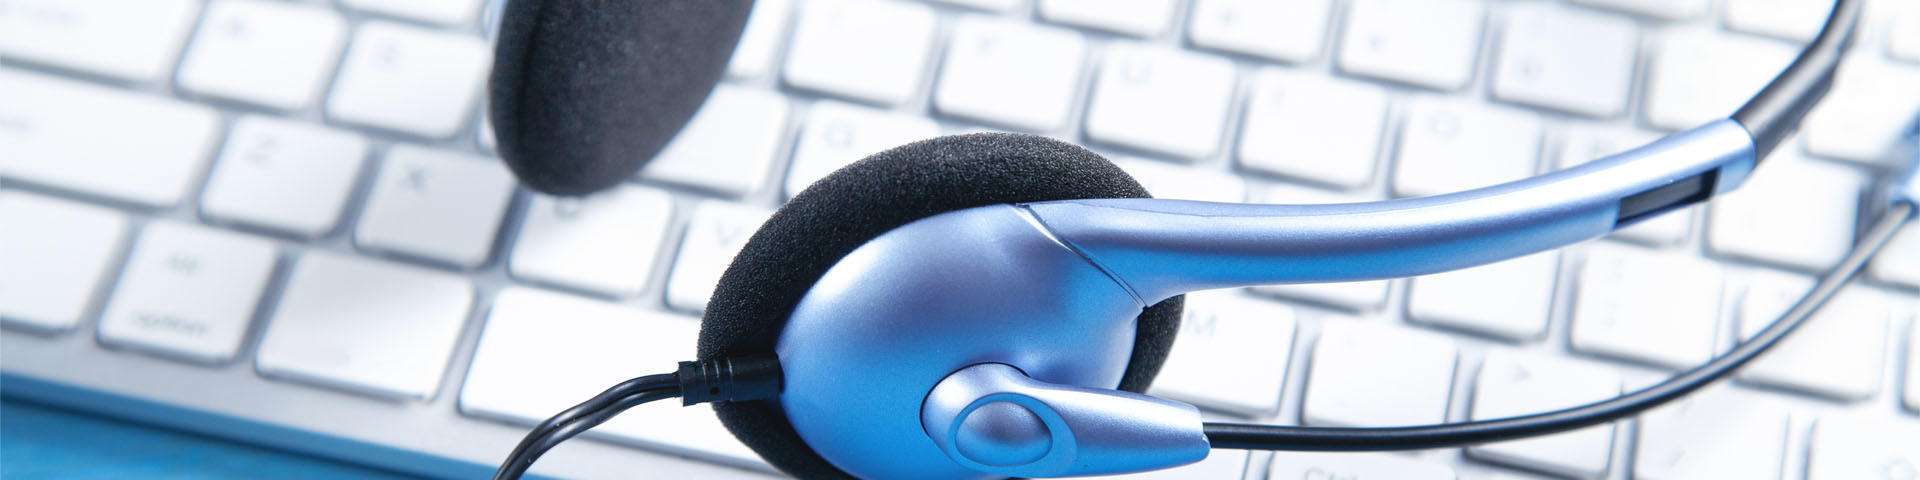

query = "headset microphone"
[485,0,1907,479]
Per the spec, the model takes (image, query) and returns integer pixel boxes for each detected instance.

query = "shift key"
[0,68,220,208]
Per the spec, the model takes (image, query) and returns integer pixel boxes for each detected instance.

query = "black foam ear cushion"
[489,0,752,195]
[697,133,1184,479]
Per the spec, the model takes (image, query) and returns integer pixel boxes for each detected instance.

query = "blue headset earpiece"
[771,119,1756,479]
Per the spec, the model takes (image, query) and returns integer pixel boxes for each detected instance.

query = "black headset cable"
[1204,200,1914,452]
[492,355,782,480]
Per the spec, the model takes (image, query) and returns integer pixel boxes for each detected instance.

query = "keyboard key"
[725,0,793,79]
[1038,0,1177,37]
[1246,185,1390,311]
[1269,452,1454,479]
[1482,471,1543,480]
[784,101,940,197]
[341,0,482,26]
[1467,350,1620,478]
[1407,251,1559,341]
[478,112,496,151]
[927,0,1020,13]
[1556,126,1660,171]
[1084,44,1236,161]
[256,252,472,401]
[1556,126,1690,246]
[325,21,489,139]
[934,15,1088,132]
[1556,127,1661,172]
[1571,242,1724,368]
[176,0,348,111]
[200,116,370,237]
[1707,151,1861,272]
[354,145,516,269]
[1909,324,1920,412]
[1880,223,1920,289]
[1248,280,1388,313]
[1238,70,1388,188]
[1893,5,1920,64]
[0,191,128,332]
[781,0,937,106]
[1806,415,1920,480]
[664,202,771,313]
[1149,291,1295,416]
[1736,271,1890,400]
[1803,57,1920,165]
[1634,386,1789,480]
[509,186,673,298]
[1617,215,1696,251]
[96,221,276,364]
[1393,97,1542,197]
[1081,449,1247,479]
[1491,4,1638,117]
[642,85,790,196]
[0,0,199,83]
[1112,159,1246,203]
[1337,0,1485,91]
[1644,28,1797,130]
[1724,0,1835,42]
[1187,0,1332,64]
[459,288,758,465]
[1574,0,1707,20]
[1303,321,1457,427]
[0,69,220,208]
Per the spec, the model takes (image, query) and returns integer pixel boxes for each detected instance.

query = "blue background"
[0,397,417,479]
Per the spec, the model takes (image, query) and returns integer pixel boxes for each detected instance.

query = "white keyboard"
[4,0,1919,479]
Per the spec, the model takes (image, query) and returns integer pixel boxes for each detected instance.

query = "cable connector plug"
[677,354,783,406]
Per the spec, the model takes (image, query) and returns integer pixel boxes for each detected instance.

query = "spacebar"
[457,287,764,471]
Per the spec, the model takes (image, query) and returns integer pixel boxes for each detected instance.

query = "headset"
[483,0,1919,478]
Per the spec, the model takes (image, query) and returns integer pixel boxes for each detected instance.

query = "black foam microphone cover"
[489,0,753,195]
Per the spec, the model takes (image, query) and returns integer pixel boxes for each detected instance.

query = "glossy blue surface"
[776,204,1145,480]
[0,397,415,479]
[920,363,1207,478]
[1,374,507,480]
[1026,119,1759,303]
